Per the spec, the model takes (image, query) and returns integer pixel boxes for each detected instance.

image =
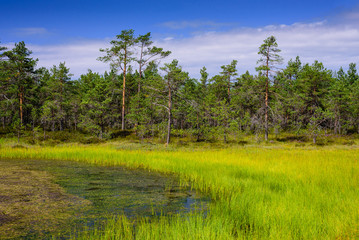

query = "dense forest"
[1,30,359,144]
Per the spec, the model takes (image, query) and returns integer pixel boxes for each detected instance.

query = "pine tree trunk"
[265,87,268,141]
[19,87,24,125]
[52,119,55,131]
[338,115,341,135]
[265,51,269,142]
[122,52,127,131]
[138,45,143,94]
[227,75,231,103]
[313,134,317,144]
[166,86,172,145]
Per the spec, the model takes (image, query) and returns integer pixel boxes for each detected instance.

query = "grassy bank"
[0,141,358,239]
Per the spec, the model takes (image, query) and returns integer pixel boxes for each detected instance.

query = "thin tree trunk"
[122,50,127,130]
[166,85,172,145]
[138,44,143,94]
[18,87,24,144]
[265,48,269,141]
[19,87,23,125]
[74,117,77,131]
[136,47,144,128]
[227,75,231,103]
[338,114,341,135]
[196,112,200,141]
[313,134,317,144]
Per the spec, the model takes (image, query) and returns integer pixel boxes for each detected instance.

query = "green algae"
[0,159,209,239]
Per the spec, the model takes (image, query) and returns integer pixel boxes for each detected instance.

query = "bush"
[11,144,28,149]
[80,136,105,144]
[109,130,132,139]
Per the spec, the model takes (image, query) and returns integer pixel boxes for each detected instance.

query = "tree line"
[1,30,359,144]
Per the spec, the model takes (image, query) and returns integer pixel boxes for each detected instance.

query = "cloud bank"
[29,40,110,76]
[5,13,359,79]
[155,20,359,77]
[160,20,236,30]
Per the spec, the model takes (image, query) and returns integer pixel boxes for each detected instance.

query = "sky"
[1,0,359,79]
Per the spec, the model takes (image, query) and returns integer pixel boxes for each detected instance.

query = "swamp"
[0,135,358,239]
[0,157,208,239]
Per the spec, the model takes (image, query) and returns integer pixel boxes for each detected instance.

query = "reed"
[1,143,358,239]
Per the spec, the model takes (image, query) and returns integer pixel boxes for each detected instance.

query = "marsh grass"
[0,138,358,239]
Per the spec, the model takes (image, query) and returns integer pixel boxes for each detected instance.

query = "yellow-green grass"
[1,143,358,239]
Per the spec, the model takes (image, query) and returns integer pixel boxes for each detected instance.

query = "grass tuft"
[0,139,358,239]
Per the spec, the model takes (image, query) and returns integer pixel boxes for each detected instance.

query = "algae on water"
[0,159,209,239]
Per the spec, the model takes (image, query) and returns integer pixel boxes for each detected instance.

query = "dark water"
[0,159,209,239]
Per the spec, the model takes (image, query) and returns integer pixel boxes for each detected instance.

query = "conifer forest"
[1,30,359,144]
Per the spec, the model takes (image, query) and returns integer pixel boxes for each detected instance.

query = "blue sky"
[1,0,359,78]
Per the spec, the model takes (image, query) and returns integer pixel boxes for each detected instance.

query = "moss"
[0,161,91,239]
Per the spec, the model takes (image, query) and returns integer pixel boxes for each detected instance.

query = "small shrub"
[50,131,74,142]
[45,139,61,146]
[11,144,28,149]
[237,140,248,145]
[110,130,132,139]
[25,137,37,145]
[80,137,104,144]
[343,140,355,146]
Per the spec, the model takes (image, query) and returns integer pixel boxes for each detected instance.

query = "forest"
[1,30,359,144]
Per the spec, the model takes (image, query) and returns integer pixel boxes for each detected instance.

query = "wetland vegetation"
[0,156,209,239]
[0,134,358,239]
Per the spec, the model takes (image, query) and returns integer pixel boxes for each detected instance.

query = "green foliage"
[256,36,283,75]
[98,29,137,72]
[1,36,359,144]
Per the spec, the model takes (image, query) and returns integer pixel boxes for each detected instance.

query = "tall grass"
[1,143,358,239]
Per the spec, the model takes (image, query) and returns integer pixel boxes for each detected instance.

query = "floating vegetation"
[0,158,209,239]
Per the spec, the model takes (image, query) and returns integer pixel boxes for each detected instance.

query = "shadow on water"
[0,159,210,240]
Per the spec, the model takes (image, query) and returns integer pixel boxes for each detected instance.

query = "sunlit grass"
[0,141,358,239]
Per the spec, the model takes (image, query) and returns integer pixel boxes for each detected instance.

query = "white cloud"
[163,37,174,41]
[160,20,235,30]
[154,20,359,77]
[4,13,359,79]
[19,40,112,78]
[15,27,49,36]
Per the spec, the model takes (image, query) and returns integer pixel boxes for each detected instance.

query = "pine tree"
[4,42,38,141]
[256,36,283,141]
[98,30,137,130]
[159,60,189,144]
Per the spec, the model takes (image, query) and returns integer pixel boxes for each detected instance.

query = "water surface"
[0,159,209,239]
